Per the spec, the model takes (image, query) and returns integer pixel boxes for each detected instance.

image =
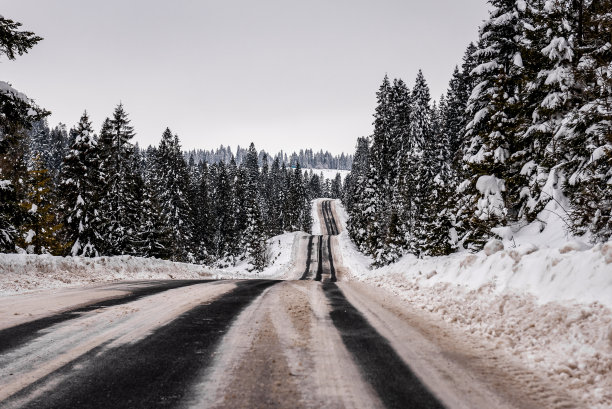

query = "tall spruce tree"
[152,128,194,262]
[96,105,142,255]
[60,112,102,256]
[16,154,64,255]
[242,143,268,270]
[458,0,528,250]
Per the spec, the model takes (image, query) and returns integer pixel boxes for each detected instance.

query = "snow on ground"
[333,200,612,409]
[0,232,305,296]
[311,199,323,235]
[0,254,213,296]
[207,232,307,280]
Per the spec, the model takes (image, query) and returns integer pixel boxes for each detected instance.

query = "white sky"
[1,0,489,154]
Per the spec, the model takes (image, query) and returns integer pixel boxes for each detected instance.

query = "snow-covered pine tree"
[419,97,457,256]
[0,15,48,253]
[408,71,437,256]
[44,124,69,181]
[0,126,29,253]
[210,161,235,262]
[458,0,528,250]
[60,111,102,256]
[345,137,370,251]
[234,143,267,271]
[331,173,342,199]
[16,154,64,255]
[296,164,313,232]
[231,162,249,261]
[267,157,284,235]
[563,0,612,241]
[281,162,293,231]
[137,177,172,260]
[308,171,323,200]
[96,105,142,255]
[151,128,194,262]
[242,143,268,270]
[362,75,395,260]
[191,160,214,263]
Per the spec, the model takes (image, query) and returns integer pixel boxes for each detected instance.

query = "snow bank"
[333,198,612,408]
[0,232,305,295]
[0,254,213,295]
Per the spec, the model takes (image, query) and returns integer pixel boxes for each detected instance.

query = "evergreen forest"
[343,0,612,265]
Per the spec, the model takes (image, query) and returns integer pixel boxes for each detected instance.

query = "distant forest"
[185,146,353,170]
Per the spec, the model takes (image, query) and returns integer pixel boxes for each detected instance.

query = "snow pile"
[0,232,305,295]
[0,254,213,295]
[333,200,612,408]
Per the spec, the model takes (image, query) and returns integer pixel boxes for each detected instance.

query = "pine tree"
[152,128,194,262]
[458,0,528,250]
[96,104,142,255]
[137,177,173,259]
[211,161,235,262]
[0,15,48,253]
[410,72,438,256]
[362,76,395,259]
[241,143,268,270]
[345,137,371,251]
[192,160,214,263]
[60,112,102,256]
[0,127,29,252]
[44,124,69,180]
[563,0,612,241]
[16,155,64,254]
[330,173,342,199]
[267,157,284,235]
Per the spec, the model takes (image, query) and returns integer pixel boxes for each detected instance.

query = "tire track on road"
[2,280,279,409]
[322,282,446,409]
[299,235,314,280]
[315,236,323,282]
[0,280,215,355]
[327,235,337,283]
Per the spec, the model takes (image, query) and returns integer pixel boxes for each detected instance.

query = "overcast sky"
[2,0,490,154]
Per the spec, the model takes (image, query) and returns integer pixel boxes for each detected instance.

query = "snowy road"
[0,200,580,408]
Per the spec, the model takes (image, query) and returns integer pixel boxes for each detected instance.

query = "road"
[0,200,573,409]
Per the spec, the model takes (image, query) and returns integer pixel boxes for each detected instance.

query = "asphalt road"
[1,200,558,408]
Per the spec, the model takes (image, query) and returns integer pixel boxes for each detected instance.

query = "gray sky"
[2,0,489,154]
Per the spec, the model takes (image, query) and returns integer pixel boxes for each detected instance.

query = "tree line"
[186,147,353,170]
[344,0,611,265]
[3,104,346,269]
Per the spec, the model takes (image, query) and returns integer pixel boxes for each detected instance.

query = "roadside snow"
[208,232,307,280]
[311,198,323,235]
[333,199,612,409]
[0,232,305,295]
[0,254,212,295]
